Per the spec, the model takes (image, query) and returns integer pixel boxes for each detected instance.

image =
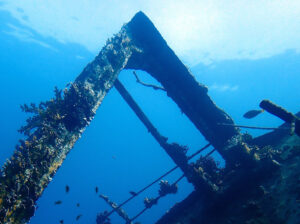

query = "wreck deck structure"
[0,11,299,224]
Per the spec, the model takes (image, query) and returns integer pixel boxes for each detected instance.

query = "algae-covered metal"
[0,11,260,223]
[157,124,300,224]
[0,25,138,223]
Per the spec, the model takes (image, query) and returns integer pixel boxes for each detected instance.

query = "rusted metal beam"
[260,99,300,136]
[124,12,259,166]
[114,79,216,192]
[114,79,167,146]
[0,23,138,224]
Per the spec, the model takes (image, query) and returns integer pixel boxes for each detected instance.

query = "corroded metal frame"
[0,12,258,223]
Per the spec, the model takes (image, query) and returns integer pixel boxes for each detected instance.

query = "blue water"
[0,8,300,224]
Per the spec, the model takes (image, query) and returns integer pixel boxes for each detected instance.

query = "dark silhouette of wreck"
[0,11,299,224]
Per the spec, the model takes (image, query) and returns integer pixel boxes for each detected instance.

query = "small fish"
[65,185,70,193]
[243,109,264,119]
[95,186,98,194]
[76,214,82,221]
[76,203,80,207]
[54,200,62,205]
[59,220,64,224]
[129,191,137,196]
[112,155,116,160]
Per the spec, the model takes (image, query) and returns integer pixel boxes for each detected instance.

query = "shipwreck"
[0,11,299,224]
